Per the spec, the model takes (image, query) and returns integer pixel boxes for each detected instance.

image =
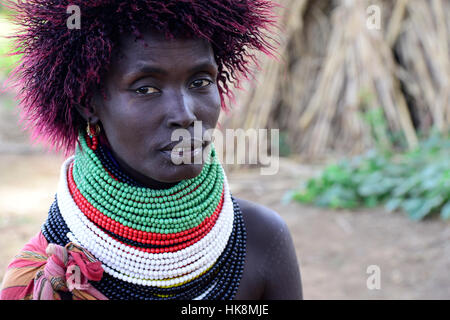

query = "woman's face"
[90,30,221,187]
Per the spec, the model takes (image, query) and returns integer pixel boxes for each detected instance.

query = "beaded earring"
[86,121,101,151]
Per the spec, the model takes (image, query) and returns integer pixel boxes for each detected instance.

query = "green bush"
[291,129,450,220]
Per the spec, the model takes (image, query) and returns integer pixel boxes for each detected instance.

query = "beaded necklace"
[41,131,247,300]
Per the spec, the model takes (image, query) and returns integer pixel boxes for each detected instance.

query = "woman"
[0,0,302,300]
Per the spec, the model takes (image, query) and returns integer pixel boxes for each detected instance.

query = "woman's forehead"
[112,31,216,75]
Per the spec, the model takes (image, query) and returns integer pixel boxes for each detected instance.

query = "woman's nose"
[166,92,197,129]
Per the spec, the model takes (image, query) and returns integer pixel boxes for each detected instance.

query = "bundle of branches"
[393,0,450,135]
[223,0,449,163]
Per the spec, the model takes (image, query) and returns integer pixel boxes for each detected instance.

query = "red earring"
[86,121,101,151]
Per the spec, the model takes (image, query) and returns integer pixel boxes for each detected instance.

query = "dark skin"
[76,30,302,300]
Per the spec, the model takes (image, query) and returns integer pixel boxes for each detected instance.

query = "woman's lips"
[159,140,210,163]
[160,146,202,157]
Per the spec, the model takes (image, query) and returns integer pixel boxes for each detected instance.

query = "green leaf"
[440,202,450,220]
[406,196,444,220]
[402,198,423,213]
[364,196,379,208]
[292,191,313,204]
[393,177,421,197]
[385,198,403,212]
[281,190,295,205]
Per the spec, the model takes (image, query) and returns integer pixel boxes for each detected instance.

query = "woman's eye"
[189,79,212,89]
[135,86,159,95]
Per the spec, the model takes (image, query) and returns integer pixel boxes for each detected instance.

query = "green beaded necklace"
[73,133,224,234]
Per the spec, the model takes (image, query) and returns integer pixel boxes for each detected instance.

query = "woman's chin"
[166,162,205,181]
[142,160,205,185]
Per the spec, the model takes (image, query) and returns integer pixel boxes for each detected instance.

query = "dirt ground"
[0,152,449,299]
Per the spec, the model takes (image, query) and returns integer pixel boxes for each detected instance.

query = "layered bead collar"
[41,132,246,300]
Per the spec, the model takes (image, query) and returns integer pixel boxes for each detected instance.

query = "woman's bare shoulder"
[233,197,289,238]
[233,197,303,299]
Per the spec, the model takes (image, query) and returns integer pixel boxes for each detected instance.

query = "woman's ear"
[75,95,101,124]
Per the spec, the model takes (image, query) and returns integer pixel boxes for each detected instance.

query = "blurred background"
[0,0,449,299]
